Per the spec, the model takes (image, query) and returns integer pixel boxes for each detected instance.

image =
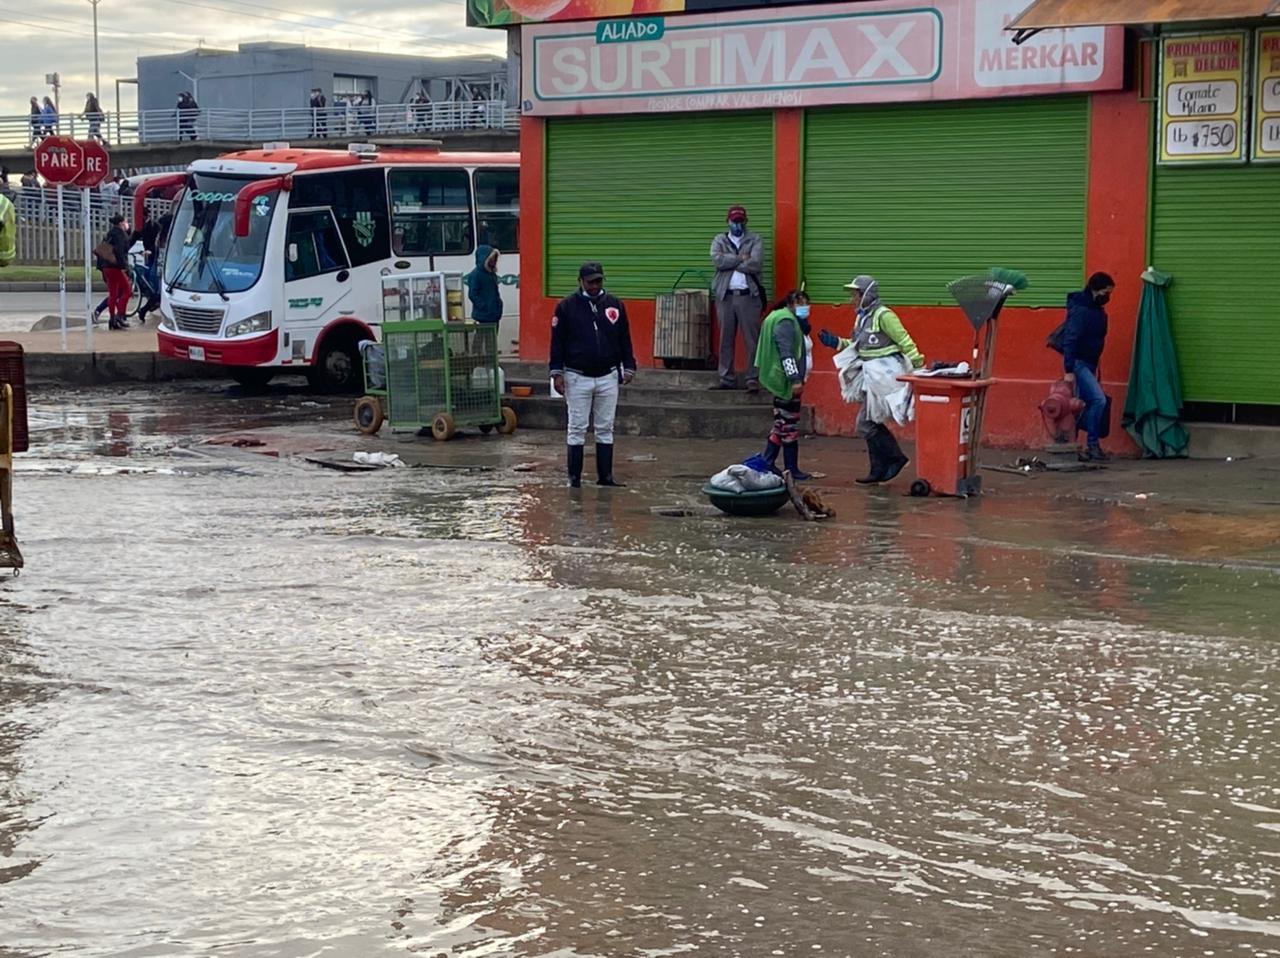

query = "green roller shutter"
[1150,165,1280,406]
[546,113,774,300]
[802,97,1089,308]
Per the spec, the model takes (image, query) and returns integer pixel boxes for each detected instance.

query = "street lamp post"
[89,0,102,100]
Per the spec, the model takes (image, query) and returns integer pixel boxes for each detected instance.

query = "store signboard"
[1254,28,1280,163]
[522,0,1124,116]
[1158,32,1248,165]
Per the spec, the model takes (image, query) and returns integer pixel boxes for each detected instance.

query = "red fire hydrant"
[1040,379,1085,443]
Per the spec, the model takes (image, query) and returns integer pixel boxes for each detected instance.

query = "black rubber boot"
[878,429,911,483]
[760,439,781,473]
[782,442,811,481]
[855,427,887,485]
[567,444,584,488]
[596,443,624,486]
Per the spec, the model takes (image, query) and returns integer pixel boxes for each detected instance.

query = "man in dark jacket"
[466,245,502,325]
[1061,271,1116,461]
[549,262,637,488]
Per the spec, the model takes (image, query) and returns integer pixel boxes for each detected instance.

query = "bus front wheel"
[230,366,275,389]
[309,339,361,393]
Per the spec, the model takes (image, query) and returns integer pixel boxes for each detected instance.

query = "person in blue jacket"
[465,244,503,325]
[1061,271,1116,461]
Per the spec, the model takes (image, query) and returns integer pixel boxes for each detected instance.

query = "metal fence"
[11,190,173,265]
[0,101,518,152]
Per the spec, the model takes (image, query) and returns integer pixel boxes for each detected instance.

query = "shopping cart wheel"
[353,396,383,435]
[909,479,931,498]
[498,406,517,435]
[431,412,456,441]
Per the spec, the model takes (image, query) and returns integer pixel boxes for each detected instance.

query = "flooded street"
[2,387,1278,957]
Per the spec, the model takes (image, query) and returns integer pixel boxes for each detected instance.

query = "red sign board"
[33,137,111,187]
[77,141,110,188]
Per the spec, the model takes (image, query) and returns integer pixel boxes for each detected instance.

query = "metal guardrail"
[10,190,174,265]
[0,101,519,153]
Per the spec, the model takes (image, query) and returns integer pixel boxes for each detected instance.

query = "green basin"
[701,483,789,517]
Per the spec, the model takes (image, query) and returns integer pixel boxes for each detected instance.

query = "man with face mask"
[710,204,767,392]
[1060,271,1116,462]
[550,262,637,488]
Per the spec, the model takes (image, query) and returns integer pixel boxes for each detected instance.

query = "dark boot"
[855,428,887,485]
[567,444,584,488]
[596,443,624,486]
[782,442,811,481]
[878,429,911,483]
[760,439,781,473]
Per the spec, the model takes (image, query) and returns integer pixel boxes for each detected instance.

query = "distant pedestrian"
[466,245,502,325]
[359,91,376,135]
[177,93,199,140]
[117,174,134,198]
[0,166,12,200]
[309,88,327,138]
[1059,271,1116,462]
[96,213,133,330]
[549,261,636,488]
[755,289,813,481]
[710,204,766,392]
[410,90,431,131]
[29,97,41,143]
[818,275,923,485]
[41,97,58,136]
[83,92,107,143]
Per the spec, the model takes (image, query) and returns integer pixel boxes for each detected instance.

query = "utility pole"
[89,0,102,100]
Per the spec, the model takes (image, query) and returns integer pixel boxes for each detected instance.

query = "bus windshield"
[164,174,279,294]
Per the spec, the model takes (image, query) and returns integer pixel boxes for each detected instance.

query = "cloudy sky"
[0,0,506,112]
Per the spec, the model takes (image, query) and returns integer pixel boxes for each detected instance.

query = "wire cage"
[382,321,502,432]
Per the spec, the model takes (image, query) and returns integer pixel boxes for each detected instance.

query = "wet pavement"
[2,383,1278,957]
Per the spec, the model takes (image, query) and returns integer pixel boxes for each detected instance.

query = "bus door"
[283,207,353,355]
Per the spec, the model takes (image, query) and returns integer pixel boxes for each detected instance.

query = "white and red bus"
[135,144,520,389]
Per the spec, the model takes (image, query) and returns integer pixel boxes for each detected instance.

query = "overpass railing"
[1,101,519,153]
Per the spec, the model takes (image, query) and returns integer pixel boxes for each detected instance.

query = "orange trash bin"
[897,375,995,498]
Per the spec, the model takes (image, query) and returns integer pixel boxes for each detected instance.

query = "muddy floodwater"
[2,387,1278,957]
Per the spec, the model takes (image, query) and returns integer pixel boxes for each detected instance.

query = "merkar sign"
[523,0,1123,116]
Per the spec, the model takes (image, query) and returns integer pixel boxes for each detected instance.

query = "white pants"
[565,370,620,446]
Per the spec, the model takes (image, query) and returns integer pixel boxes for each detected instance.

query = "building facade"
[485,0,1279,447]
[138,42,508,116]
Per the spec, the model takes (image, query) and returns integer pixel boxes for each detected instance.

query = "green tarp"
[1122,268,1189,458]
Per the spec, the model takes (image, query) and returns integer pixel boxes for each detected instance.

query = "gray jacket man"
[709,204,766,391]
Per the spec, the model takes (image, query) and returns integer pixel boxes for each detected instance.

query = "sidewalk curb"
[0,282,95,293]
[25,351,217,385]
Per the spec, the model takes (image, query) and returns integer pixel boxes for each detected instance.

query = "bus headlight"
[159,309,175,330]
[226,311,272,338]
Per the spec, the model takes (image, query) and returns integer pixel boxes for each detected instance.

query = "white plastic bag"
[861,355,915,426]
[709,467,747,493]
[354,451,405,468]
[833,344,864,405]
[735,465,783,490]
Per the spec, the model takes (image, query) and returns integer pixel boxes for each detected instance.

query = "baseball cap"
[578,261,604,280]
[727,205,748,222]
[844,274,874,290]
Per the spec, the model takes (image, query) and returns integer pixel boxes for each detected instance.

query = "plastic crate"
[0,343,28,453]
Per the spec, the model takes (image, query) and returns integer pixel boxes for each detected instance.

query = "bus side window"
[474,168,518,254]
[388,168,473,256]
[285,210,349,282]
[291,169,390,268]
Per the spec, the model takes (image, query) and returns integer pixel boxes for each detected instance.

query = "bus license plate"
[188,346,205,362]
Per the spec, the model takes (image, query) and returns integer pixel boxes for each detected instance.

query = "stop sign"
[75,141,111,188]
[33,136,86,185]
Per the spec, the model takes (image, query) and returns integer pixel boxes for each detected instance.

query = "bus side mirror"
[288,242,298,263]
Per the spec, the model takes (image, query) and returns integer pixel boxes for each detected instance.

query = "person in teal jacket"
[465,245,503,324]
[755,289,812,481]
[818,275,923,485]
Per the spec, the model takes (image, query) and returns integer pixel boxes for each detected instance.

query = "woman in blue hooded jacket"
[466,245,503,324]
[1060,271,1116,461]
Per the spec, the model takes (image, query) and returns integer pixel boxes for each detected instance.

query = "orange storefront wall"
[519,90,1151,450]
